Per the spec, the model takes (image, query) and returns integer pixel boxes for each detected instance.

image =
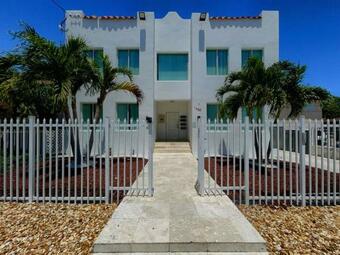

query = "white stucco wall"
[65,11,155,126]
[154,12,191,100]
[65,10,279,153]
[190,11,279,155]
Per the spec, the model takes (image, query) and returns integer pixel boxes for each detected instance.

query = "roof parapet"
[209,15,261,21]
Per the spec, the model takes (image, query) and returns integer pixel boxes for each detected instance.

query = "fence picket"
[195,117,339,206]
[0,117,153,204]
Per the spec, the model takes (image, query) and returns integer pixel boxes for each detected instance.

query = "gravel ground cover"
[205,157,339,204]
[239,205,340,254]
[0,202,116,254]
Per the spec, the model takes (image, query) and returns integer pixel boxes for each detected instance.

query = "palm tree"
[0,54,21,116]
[268,61,329,119]
[86,54,143,153]
[12,24,98,163]
[217,57,328,162]
[14,24,97,119]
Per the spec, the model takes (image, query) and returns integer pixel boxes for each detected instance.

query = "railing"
[0,117,154,204]
[196,117,340,206]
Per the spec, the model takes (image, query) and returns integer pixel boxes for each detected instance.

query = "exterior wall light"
[199,12,207,21]
[139,12,146,20]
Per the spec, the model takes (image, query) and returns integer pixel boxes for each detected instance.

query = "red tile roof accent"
[209,16,261,21]
[83,15,137,20]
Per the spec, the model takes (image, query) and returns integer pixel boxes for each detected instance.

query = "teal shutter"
[241,50,251,68]
[129,50,139,75]
[129,104,139,123]
[82,104,92,121]
[242,49,263,68]
[118,50,129,69]
[242,107,262,122]
[94,49,103,70]
[117,104,128,122]
[85,50,93,59]
[253,50,263,60]
[206,50,217,75]
[207,104,218,122]
[218,50,228,75]
[157,54,188,80]
[242,107,247,122]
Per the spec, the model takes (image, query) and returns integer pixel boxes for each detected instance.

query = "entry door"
[166,112,179,141]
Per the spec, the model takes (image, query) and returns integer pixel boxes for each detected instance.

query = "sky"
[1,0,340,96]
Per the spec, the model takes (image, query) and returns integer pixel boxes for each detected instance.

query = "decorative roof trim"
[209,16,261,21]
[83,15,137,20]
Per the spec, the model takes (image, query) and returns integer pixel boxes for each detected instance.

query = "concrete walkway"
[92,142,266,254]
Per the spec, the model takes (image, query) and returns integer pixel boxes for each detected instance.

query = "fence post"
[244,116,250,205]
[196,116,204,196]
[299,116,306,206]
[28,116,36,203]
[104,118,110,204]
[146,117,154,196]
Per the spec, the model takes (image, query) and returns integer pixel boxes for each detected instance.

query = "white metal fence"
[0,117,154,204]
[196,117,340,206]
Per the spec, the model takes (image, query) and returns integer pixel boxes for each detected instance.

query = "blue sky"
[1,0,339,95]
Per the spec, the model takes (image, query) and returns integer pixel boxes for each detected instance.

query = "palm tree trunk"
[266,136,272,160]
[88,94,105,156]
[266,119,277,161]
[254,128,260,168]
[69,97,82,164]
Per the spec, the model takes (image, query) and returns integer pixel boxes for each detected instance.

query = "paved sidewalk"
[92,143,266,253]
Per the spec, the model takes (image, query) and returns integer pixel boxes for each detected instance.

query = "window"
[85,49,103,70]
[241,49,263,68]
[304,103,318,111]
[207,104,219,123]
[157,54,188,81]
[82,103,103,122]
[206,49,228,75]
[242,107,262,122]
[116,103,139,124]
[118,49,139,75]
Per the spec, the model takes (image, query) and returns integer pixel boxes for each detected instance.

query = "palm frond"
[112,67,133,81]
[110,81,144,103]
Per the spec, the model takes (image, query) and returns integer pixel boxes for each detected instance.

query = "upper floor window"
[241,49,263,68]
[157,54,188,81]
[206,49,228,75]
[118,49,139,75]
[85,49,104,70]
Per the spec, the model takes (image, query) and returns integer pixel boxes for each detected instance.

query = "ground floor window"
[207,104,219,123]
[242,107,262,122]
[81,103,103,122]
[116,103,139,124]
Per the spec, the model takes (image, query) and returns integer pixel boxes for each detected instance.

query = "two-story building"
[65,10,279,154]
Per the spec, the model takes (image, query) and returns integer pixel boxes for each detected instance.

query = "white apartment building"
[65,10,279,154]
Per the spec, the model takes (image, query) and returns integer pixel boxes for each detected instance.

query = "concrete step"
[94,252,268,254]
[154,142,191,154]
[154,150,192,153]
